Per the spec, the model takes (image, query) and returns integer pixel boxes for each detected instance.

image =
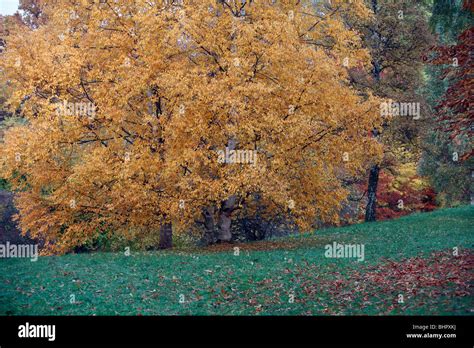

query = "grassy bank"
[1,206,472,315]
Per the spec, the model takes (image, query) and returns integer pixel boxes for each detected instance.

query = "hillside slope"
[0,206,472,315]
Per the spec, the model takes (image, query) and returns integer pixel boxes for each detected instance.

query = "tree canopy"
[0,0,382,253]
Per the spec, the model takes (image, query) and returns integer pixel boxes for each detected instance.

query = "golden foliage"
[0,0,382,253]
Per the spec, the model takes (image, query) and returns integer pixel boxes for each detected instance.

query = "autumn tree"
[0,0,382,254]
[347,0,433,221]
[430,27,473,158]
[1,13,25,142]
[357,151,437,221]
[420,1,473,205]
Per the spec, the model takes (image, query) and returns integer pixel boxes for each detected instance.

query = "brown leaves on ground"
[295,250,473,314]
[201,236,332,253]
[202,240,299,253]
[361,251,473,297]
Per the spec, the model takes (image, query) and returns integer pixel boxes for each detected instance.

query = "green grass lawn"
[1,206,473,315]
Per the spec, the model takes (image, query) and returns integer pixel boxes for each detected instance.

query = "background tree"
[420,0,473,206]
[348,0,433,221]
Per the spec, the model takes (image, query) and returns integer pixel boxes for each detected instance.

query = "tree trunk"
[158,223,172,249]
[217,211,232,242]
[215,136,238,243]
[365,164,380,222]
[365,0,381,223]
[202,206,217,245]
[371,0,378,15]
[217,195,237,242]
